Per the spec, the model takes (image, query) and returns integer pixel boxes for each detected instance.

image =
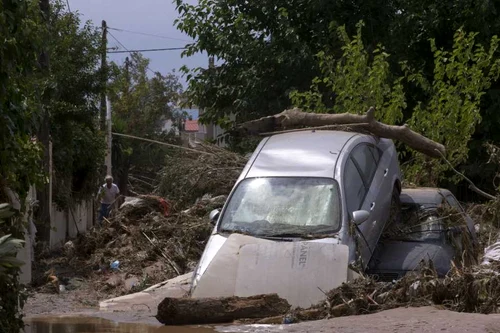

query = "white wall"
[49,200,94,249]
[13,186,37,284]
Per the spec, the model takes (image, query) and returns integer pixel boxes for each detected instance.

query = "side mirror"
[352,210,370,225]
[209,209,220,225]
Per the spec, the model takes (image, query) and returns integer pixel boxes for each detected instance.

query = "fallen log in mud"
[156,294,291,325]
[239,107,446,158]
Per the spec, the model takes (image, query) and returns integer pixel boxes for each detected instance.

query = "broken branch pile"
[315,261,500,318]
[70,194,226,293]
[157,143,247,208]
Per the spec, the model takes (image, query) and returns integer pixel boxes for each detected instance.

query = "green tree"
[292,22,500,185]
[405,30,500,184]
[0,1,44,331]
[108,54,183,195]
[0,0,44,196]
[47,1,105,209]
[174,0,398,127]
[290,21,406,125]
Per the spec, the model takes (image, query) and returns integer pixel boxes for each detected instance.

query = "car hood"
[192,233,340,290]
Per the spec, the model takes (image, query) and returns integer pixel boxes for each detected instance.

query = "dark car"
[366,188,477,282]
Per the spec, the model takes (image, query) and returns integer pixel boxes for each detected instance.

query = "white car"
[191,130,403,297]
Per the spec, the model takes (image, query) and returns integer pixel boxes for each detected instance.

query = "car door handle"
[370,202,376,211]
[383,168,389,177]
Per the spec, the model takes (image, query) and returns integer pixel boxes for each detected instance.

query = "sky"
[69,0,207,88]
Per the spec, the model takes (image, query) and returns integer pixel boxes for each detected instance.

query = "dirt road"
[25,294,500,333]
[219,307,500,333]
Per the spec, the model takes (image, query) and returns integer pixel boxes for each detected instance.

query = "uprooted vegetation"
[33,194,220,297]
[304,261,500,320]
[33,143,246,298]
[157,143,247,207]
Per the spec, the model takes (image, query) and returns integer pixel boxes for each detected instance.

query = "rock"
[106,275,123,288]
[124,276,140,292]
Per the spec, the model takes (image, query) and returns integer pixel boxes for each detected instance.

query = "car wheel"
[386,186,402,229]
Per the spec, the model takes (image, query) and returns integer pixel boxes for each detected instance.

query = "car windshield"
[218,177,341,237]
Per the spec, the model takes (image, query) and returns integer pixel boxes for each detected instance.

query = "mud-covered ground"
[24,304,500,333]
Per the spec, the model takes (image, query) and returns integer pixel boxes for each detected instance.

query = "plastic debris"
[110,260,120,270]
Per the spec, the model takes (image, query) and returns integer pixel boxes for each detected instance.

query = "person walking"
[97,175,120,226]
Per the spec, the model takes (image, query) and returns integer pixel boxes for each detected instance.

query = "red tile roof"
[184,119,199,132]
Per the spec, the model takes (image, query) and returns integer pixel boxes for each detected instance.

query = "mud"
[23,306,500,333]
[220,307,500,333]
[24,316,215,333]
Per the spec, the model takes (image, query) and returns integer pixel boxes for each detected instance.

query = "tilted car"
[366,188,477,281]
[191,130,403,296]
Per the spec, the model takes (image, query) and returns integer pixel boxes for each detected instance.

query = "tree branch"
[239,107,446,158]
[435,149,496,200]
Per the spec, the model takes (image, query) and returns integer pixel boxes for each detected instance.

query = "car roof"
[400,188,453,205]
[245,130,362,179]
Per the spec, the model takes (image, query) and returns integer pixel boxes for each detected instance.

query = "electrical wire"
[108,47,187,54]
[107,26,192,43]
[107,31,158,75]
[107,31,129,52]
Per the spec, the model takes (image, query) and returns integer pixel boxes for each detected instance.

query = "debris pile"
[65,194,226,295]
[313,260,500,318]
[157,143,247,207]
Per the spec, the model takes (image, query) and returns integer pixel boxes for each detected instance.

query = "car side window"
[344,157,366,215]
[351,144,379,187]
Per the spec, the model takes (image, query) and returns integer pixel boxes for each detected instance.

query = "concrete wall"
[12,186,37,284]
[49,200,94,249]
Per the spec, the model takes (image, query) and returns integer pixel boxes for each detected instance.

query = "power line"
[108,31,129,52]
[108,47,187,54]
[107,31,158,75]
[107,26,192,43]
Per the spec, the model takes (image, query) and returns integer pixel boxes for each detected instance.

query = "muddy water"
[24,317,215,333]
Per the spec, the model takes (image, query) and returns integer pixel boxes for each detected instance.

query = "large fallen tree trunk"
[156,294,291,325]
[239,107,446,158]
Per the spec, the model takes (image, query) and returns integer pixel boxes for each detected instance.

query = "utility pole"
[105,97,112,176]
[100,20,107,131]
[37,0,52,242]
[124,56,130,95]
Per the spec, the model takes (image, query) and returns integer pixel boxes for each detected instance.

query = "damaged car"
[189,130,402,307]
[367,188,478,282]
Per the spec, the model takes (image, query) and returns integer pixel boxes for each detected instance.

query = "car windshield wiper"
[263,232,335,239]
[219,228,251,235]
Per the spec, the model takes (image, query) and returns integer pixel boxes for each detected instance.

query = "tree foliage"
[290,21,405,125]
[47,1,105,208]
[175,0,500,127]
[0,204,27,333]
[405,30,500,184]
[0,0,45,197]
[292,21,500,184]
[109,53,182,136]
[108,54,183,195]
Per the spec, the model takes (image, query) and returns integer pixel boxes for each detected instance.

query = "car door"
[343,155,370,265]
[344,143,389,267]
